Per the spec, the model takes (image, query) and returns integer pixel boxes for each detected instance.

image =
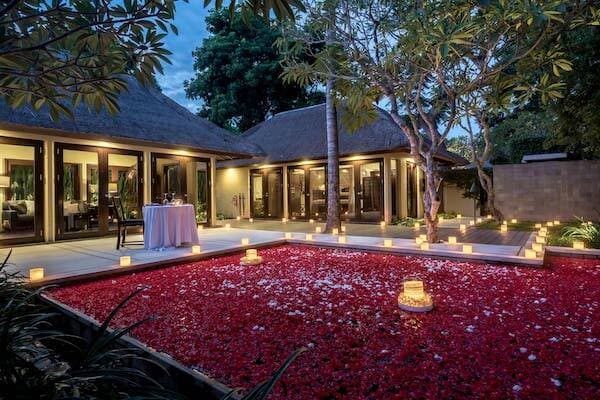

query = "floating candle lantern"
[398,280,433,312]
[241,248,262,265]
[241,238,249,245]
[525,249,537,259]
[120,256,131,267]
[573,240,585,250]
[29,267,44,282]
[448,236,457,245]
[191,245,201,254]
[383,239,393,248]
[338,236,347,244]
[462,244,473,254]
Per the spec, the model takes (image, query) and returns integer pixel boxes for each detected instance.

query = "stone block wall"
[494,160,600,221]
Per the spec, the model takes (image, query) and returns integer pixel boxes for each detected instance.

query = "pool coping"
[40,293,238,400]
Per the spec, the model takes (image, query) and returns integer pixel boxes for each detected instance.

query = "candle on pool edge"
[29,267,44,282]
[191,245,201,254]
[448,236,457,245]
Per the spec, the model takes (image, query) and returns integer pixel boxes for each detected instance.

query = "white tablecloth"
[143,204,200,250]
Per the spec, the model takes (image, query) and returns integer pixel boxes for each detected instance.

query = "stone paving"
[1,221,541,284]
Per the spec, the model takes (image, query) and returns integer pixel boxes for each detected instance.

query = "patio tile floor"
[1,221,539,284]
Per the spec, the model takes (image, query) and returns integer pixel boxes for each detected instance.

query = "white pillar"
[209,157,217,226]
[282,165,288,219]
[46,139,55,242]
[143,151,152,204]
[399,158,408,218]
[383,156,392,223]
[416,167,424,217]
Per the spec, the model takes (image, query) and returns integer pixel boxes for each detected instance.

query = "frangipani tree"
[0,0,303,120]
[282,0,592,241]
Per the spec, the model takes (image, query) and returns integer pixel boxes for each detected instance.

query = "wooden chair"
[112,197,144,250]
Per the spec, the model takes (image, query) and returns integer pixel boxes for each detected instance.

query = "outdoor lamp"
[191,245,201,254]
[29,267,44,282]
[532,243,543,253]
[305,233,313,241]
[420,242,430,250]
[462,244,473,254]
[573,240,585,250]
[398,280,433,312]
[338,236,347,244]
[332,228,339,235]
[525,249,537,259]
[120,256,131,267]
[383,239,393,248]
[284,232,292,239]
[241,238,249,245]
[448,236,457,245]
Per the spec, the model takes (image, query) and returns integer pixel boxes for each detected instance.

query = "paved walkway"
[1,223,539,284]
[222,218,531,246]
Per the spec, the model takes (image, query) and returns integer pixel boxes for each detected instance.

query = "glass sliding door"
[358,161,383,221]
[339,165,355,220]
[288,167,306,219]
[56,144,143,240]
[108,152,143,231]
[308,166,326,220]
[249,168,283,219]
[407,161,418,218]
[0,137,44,245]
[151,153,211,225]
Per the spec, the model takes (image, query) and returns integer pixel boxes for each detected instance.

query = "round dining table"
[143,204,200,250]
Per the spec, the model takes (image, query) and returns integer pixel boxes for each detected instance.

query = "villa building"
[216,104,465,223]
[0,77,260,246]
[0,81,465,247]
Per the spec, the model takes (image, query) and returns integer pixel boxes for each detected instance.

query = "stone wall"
[494,160,600,221]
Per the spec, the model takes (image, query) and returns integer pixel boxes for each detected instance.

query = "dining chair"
[112,196,144,250]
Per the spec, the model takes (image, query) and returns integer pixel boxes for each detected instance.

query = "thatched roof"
[0,76,261,158]
[219,103,463,167]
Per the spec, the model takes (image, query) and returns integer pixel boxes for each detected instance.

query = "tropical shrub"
[560,218,600,249]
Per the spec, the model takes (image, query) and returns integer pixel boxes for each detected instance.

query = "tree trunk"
[476,166,503,221]
[422,154,441,242]
[324,78,340,233]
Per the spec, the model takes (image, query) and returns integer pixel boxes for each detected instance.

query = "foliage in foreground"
[0,251,302,399]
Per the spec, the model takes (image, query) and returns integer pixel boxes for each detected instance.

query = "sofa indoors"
[1,200,35,232]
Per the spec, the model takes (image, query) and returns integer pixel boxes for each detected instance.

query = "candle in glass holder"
[241,238,249,245]
[420,242,430,250]
[192,245,201,254]
[120,256,131,267]
[332,228,339,235]
[29,267,44,282]
[462,244,473,254]
[306,233,313,241]
[284,232,292,239]
[573,240,585,250]
[338,236,347,244]
[315,226,322,233]
[383,239,393,248]
[448,236,457,245]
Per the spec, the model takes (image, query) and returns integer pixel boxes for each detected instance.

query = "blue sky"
[157,2,213,112]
